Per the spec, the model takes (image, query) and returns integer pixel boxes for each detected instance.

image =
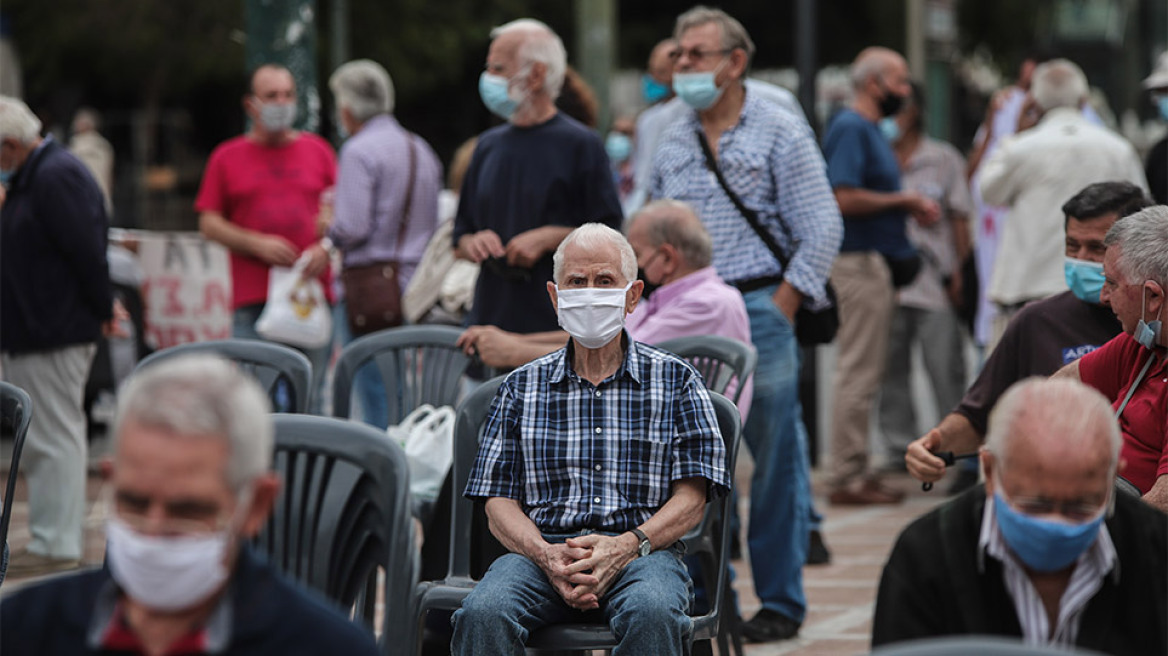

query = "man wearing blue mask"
[1143,51,1168,204]
[907,182,1151,491]
[874,377,1166,651]
[1055,205,1168,511]
[649,6,843,642]
[454,19,622,383]
[0,355,380,654]
[452,223,730,655]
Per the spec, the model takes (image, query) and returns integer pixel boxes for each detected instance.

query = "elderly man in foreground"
[0,355,380,655]
[451,223,730,655]
[873,378,1166,652]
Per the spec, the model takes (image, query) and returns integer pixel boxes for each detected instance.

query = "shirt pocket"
[615,416,672,510]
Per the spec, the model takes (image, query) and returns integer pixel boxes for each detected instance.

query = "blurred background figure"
[879,81,973,471]
[1144,51,1168,204]
[68,107,113,214]
[555,66,598,128]
[605,114,635,206]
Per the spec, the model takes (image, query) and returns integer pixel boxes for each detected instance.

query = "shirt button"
[595,427,602,434]
[595,464,602,471]
[594,497,601,503]
[595,390,602,398]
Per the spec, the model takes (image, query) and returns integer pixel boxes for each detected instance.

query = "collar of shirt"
[978,496,1118,646]
[550,331,643,387]
[637,267,722,320]
[87,579,234,654]
[1035,106,1089,131]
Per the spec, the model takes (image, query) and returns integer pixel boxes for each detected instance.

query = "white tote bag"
[387,404,455,501]
[255,255,332,349]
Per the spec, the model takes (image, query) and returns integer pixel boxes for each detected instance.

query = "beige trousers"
[829,252,894,489]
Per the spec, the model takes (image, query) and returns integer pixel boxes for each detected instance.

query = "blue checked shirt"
[650,91,843,309]
[464,337,731,534]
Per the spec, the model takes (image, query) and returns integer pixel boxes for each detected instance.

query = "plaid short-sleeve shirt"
[464,336,730,533]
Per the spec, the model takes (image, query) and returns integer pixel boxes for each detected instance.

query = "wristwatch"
[630,528,651,558]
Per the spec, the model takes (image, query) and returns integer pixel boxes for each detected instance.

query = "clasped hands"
[536,533,637,611]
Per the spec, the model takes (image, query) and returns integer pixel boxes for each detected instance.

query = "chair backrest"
[0,382,33,553]
[870,636,1107,655]
[134,339,313,413]
[260,414,417,650]
[446,377,507,580]
[333,325,471,425]
[656,336,757,404]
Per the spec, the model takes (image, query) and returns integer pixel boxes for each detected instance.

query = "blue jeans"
[333,300,390,428]
[452,545,694,656]
[233,304,331,414]
[740,286,810,623]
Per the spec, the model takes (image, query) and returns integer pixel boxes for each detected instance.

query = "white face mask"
[258,101,297,132]
[105,515,235,612]
[555,284,630,349]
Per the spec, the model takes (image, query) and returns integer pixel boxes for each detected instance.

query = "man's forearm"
[834,187,910,218]
[199,211,258,256]
[634,478,707,550]
[934,412,984,455]
[1142,475,1168,512]
[484,497,549,561]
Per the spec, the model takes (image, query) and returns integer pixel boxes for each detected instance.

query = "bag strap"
[393,133,419,261]
[1115,351,1157,419]
[694,129,792,271]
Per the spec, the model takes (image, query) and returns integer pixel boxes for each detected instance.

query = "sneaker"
[741,608,800,643]
[806,529,831,566]
[6,548,80,579]
[828,482,902,506]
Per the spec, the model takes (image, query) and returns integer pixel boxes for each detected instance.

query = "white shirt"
[979,107,1147,306]
[979,497,1118,647]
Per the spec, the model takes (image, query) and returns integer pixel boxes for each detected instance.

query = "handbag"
[342,135,418,336]
[255,254,333,349]
[883,252,923,289]
[386,404,455,501]
[695,130,839,346]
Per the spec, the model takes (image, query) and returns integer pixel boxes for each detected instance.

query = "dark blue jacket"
[1,137,112,354]
[0,546,381,655]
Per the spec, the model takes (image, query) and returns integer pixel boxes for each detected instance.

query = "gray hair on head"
[985,377,1120,476]
[113,354,273,492]
[330,59,395,122]
[1030,59,1088,111]
[1103,205,1168,288]
[0,96,43,144]
[553,223,637,285]
[629,199,712,269]
[491,19,567,101]
[674,6,755,69]
[850,47,903,89]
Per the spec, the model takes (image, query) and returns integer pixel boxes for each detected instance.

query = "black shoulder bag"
[695,129,839,346]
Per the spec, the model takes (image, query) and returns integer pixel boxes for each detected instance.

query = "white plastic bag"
[255,255,332,349]
[388,404,455,501]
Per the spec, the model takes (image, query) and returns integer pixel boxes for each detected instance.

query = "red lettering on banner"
[202,282,231,316]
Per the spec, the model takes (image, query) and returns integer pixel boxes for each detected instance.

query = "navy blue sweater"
[1,138,112,354]
[0,546,381,655]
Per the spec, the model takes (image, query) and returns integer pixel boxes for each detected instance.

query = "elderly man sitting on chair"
[451,223,731,655]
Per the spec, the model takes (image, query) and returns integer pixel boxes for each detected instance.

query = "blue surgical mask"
[673,60,728,111]
[993,492,1105,572]
[0,169,12,186]
[1064,257,1106,304]
[642,74,671,104]
[1158,96,1168,122]
[878,117,901,142]
[605,132,632,163]
[479,72,519,121]
[1134,284,1164,350]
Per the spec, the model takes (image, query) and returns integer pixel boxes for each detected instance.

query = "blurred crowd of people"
[1,3,1168,654]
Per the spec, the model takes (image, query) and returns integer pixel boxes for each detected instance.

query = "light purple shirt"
[328,114,443,291]
[626,266,754,418]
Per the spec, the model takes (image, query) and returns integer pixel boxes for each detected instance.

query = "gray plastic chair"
[0,382,33,587]
[870,636,1107,655]
[261,413,417,654]
[135,339,313,413]
[656,335,757,404]
[332,325,471,426]
[414,379,742,655]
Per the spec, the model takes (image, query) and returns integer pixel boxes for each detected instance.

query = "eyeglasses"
[677,48,732,63]
[107,487,248,537]
[996,479,1107,523]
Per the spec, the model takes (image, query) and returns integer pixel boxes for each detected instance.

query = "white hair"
[985,377,1121,476]
[329,59,395,123]
[491,19,567,100]
[850,47,902,89]
[673,6,755,67]
[0,96,43,144]
[553,223,637,284]
[1031,59,1088,111]
[113,354,273,492]
[629,199,713,269]
[1104,205,1168,288]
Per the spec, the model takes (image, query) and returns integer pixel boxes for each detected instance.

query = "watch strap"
[630,528,651,556]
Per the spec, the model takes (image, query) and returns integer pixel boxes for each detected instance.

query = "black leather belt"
[733,275,784,293]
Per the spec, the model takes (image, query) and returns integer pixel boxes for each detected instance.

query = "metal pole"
[575,0,616,132]
[906,0,926,80]
[795,0,818,131]
[331,0,349,73]
[245,0,320,133]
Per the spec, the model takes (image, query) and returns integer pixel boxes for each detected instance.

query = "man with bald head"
[823,46,939,506]
[873,378,1166,651]
[979,59,1146,345]
[196,63,337,407]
